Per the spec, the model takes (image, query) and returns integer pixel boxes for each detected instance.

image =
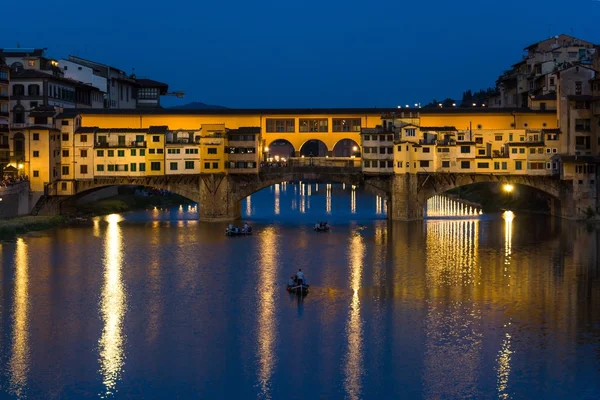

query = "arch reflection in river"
[426,195,483,218]
[8,238,30,398]
[98,214,126,398]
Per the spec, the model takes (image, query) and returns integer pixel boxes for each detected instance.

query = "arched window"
[12,104,24,124]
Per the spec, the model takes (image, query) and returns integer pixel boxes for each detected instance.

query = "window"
[108,150,114,157]
[185,161,194,169]
[299,119,328,132]
[61,182,67,191]
[332,118,361,132]
[139,163,146,171]
[494,162,500,170]
[212,162,218,169]
[519,148,525,154]
[77,149,86,158]
[62,166,69,175]
[460,161,470,169]
[131,149,136,156]
[419,160,430,168]
[137,88,158,99]
[97,150,104,157]
[478,149,485,155]
[62,149,69,157]
[118,135,126,146]
[550,77,555,86]
[441,161,450,168]
[364,160,371,168]
[387,160,393,168]
[266,119,295,133]
[80,134,87,142]
[458,135,464,141]
[502,162,507,170]
[207,148,217,154]
[149,149,155,154]
[140,149,146,156]
[33,170,39,177]
[397,145,402,152]
[152,136,160,142]
[107,165,115,172]
[13,84,24,96]
[33,133,39,141]
[460,146,470,153]
[405,128,416,137]
[477,162,489,168]
[185,148,199,154]
[204,162,210,169]
[379,160,387,168]
[575,81,582,95]
[422,147,430,153]
[494,135,502,141]
[98,136,107,143]
[157,149,163,154]
[529,148,536,154]
[170,162,178,170]
[150,162,161,171]
[380,147,386,154]
[475,137,483,144]
[62,134,69,141]
[515,161,522,170]
[97,164,104,172]
[33,150,40,157]
[528,162,544,170]
[118,150,125,157]
[80,165,88,174]
[575,119,591,131]
[61,120,69,126]
[136,135,144,143]
[511,148,517,154]
[540,102,546,111]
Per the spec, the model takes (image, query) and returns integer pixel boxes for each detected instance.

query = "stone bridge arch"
[394,173,574,220]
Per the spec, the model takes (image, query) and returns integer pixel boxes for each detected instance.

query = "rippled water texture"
[1,183,599,399]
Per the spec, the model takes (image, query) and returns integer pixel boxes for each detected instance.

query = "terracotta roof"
[75,127,98,134]
[136,78,168,94]
[148,125,168,134]
[24,125,60,132]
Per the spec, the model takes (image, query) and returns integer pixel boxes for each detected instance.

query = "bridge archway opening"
[267,139,295,161]
[299,139,328,157]
[332,139,360,157]
[426,181,556,216]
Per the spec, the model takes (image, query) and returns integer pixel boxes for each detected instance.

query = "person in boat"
[288,276,296,287]
[296,269,305,284]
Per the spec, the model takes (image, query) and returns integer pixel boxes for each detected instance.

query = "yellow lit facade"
[199,124,226,173]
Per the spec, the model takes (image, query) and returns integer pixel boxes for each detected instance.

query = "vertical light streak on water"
[146,216,162,344]
[496,329,513,399]
[375,195,382,215]
[343,232,365,400]
[326,184,332,215]
[246,195,252,216]
[307,183,311,210]
[350,186,356,214]
[424,219,483,398]
[256,226,278,399]
[299,183,306,214]
[274,184,280,215]
[503,211,514,282]
[9,238,29,398]
[98,214,126,398]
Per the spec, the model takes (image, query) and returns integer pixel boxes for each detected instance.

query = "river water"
[1,183,599,399]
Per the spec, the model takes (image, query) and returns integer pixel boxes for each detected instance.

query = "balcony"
[95,141,147,148]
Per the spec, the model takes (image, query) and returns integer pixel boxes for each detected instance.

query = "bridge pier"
[197,174,241,222]
[388,174,425,221]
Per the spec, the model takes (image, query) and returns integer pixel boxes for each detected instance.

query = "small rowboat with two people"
[314,221,330,232]
[287,269,309,295]
[225,223,253,236]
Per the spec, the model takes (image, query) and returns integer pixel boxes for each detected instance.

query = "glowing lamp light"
[472,103,477,107]
[502,210,515,221]
[503,184,514,193]
[352,146,358,152]
[452,103,456,106]
[438,103,443,107]
[18,163,23,169]
[264,146,269,152]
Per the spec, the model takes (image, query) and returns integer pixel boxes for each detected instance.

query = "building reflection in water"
[426,195,483,217]
[423,218,482,398]
[274,184,280,215]
[98,214,126,398]
[9,238,30,398]
[344,232,365,400]
[256,226,278,398]
[246,195,252,216]
[326,183,332,214]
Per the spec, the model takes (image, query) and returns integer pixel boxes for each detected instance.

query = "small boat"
[287,279,310,295]
[314,222,330,232]
[225,224,253,236]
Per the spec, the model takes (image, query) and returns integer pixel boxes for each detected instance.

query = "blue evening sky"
[3,0,600,108]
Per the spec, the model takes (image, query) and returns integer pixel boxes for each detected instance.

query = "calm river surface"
[1,183,600,399]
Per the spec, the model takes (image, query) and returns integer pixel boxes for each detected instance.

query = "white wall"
[59,59,107,92]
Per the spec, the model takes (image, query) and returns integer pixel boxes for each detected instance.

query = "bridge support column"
[388,174,424,221]
[198,174,241,222]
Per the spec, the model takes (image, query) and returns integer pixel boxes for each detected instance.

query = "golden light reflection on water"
[257,226,278,399]
[146,216,162,344]
[497,329,513,399]
[350,186,356,214]
[503,211,514,280]
[98,214,126,398]
[9,238,29,398]
[426,219,480,287]
[344,232,365,400]
[326,183,332,214]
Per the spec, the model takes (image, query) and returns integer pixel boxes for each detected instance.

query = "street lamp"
[503,184,514,193]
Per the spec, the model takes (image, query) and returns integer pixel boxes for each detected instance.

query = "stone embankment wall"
[0,182,32,218]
